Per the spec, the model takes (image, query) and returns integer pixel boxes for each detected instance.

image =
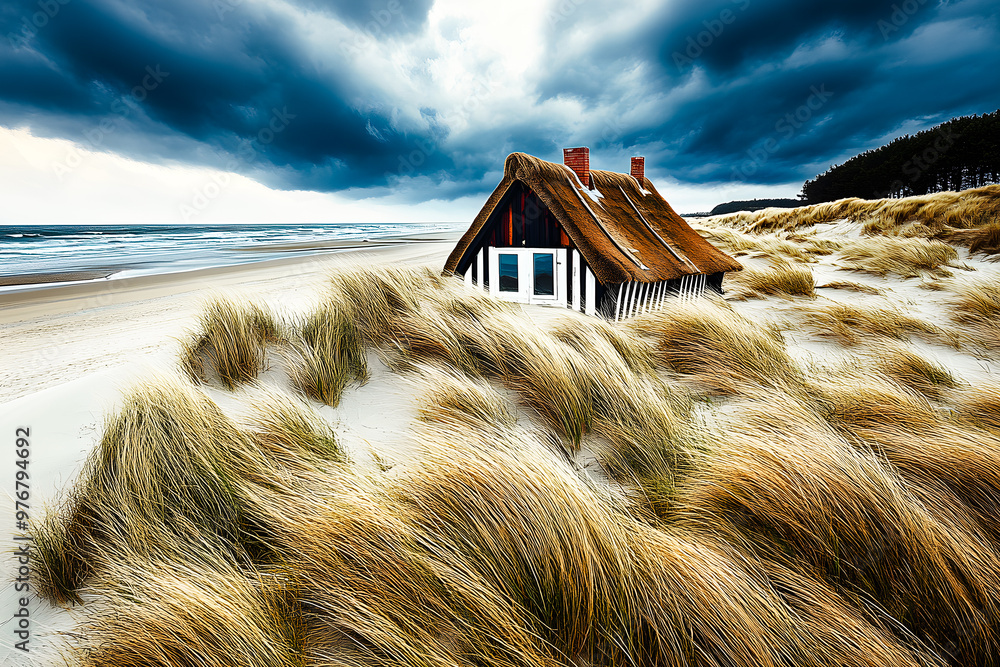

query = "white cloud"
[0,127,476,224]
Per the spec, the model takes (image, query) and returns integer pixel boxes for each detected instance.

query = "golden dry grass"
[866,342,958,399]
[944,274,1000,349]
[80,546,305,667]
[708,185,1000,245]
[815,280,884,295]
[795,301,944,346]
[675,392,1000,664]
[947,219,1000,255]
[695,226,813,261]
[415,364,517,429]
[32,262,1000,667]
[248,390,348,465]
[628,300,802,394]
[181,298,283,388]
[806,367,941,431]
[724,261,815,299]
[292,300,369,406]
[951,274,1000,324]
[32,376,272,603]
[956,383,1000,430]
[390,303,594,446]
[836,237,959,279]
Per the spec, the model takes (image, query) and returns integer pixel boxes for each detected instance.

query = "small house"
[444,148,742,320]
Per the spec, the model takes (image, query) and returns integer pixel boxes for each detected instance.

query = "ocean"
[0,223,462,289]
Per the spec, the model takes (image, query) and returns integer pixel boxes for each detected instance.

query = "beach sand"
[4,220,1000,663]
[0,232,460,663]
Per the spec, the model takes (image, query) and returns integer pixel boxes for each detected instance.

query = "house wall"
[458,180,600,314]
[488,182,570,250]
[455,181,571,279]
[606,273,709,321]
[457,180,724,318]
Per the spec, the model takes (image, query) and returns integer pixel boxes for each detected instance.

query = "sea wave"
[0,222,462,280]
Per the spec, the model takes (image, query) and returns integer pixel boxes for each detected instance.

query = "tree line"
[709,199,800,215]
[801,110,1000,203]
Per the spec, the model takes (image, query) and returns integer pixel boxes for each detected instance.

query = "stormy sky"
[1,0,998,222]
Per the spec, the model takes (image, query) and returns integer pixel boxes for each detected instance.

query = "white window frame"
[488,247,567,307]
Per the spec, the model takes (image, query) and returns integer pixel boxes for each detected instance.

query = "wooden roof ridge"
[444,151,742,284]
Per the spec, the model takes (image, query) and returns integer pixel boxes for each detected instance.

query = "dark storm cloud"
[1,0,998,201]
[537,0,1000,188]
[292,0,433,34]
[0,0,453,190]
[653,0,937,73]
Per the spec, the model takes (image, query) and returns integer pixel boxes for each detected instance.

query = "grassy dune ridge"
[33,186,1000,666]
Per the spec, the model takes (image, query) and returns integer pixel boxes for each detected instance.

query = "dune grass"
[951,273,1000,324]
[248,391,348,465]
[866,342,958,399]
[944,274,1000,349]
[708,184,1000,241]
[292,300,369,406]
[806,367,941,431]
[325,264,444,343]
[628,300,802,394]
[32,376,271,602]
[42,394,971,666]
[725,261,816,298]
[550,314,657,374]
[947,219,1000,255]
[695,226,813,261]
[390,303,594,446]
[675,392,1000,664]
[956,383,1000,430]
[795,301,944,346]
[414,364,517,429]
[836,237,959,279]
[33,260,1000,667]
[181,298,283,389]
[80,546,305,667]
[815,279,884,295]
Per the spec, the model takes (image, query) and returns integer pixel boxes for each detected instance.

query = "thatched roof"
[444,152,742,284]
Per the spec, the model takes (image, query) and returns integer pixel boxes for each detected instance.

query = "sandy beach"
[5,208,1000,665]
[0,232,460,402]
[0,232,461,663]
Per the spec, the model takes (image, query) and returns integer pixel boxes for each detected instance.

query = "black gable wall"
[454,180,572,277]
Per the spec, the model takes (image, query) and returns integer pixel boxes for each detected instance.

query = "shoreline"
[0,230,462,313]
[0,269,120,287]
[0,228,464,291]
[0,233,461,404]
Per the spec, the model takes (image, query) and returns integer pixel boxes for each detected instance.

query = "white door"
[489,248,567,307]
[489,247,529,302]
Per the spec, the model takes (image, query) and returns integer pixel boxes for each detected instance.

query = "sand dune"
[5,190,1000,665]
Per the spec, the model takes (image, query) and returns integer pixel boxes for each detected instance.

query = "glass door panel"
[533,253,554,296]
[498,253,519,292]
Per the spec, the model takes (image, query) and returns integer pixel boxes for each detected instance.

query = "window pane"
[533,253,554,296]
[499,254,518,292]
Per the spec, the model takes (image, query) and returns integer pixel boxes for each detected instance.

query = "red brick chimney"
[631,156,645,184]
[563,147,590,188]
